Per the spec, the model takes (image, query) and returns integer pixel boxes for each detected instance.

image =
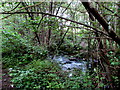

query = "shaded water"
[52,56,87,72]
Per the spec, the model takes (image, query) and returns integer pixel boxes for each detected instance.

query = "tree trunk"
[81,1,120,46]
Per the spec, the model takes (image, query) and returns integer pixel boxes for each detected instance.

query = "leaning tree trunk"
[81,1,114,88]
[80,1,120,46]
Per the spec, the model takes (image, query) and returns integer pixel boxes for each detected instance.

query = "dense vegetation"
[1,1,120,89]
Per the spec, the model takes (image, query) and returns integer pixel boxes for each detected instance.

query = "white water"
[52,56,87,72]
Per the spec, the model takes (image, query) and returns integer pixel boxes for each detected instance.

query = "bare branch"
[0,11,99,32]
[63,25,109,37]
[55,2,63,15]
[55,3,86,13]
[81,1,120,46]
[3,2,21,13]
[0,2,44,20]
[96,2,120,18]
[62,2,72,15]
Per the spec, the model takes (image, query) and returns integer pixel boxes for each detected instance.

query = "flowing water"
[52,56,87,72]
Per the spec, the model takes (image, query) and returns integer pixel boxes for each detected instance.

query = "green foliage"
[2,29,30,68]
[2,28,48,68]
[41,17,59,31]
[9,60,63,89]
[107,51,120,66]
[106,51,120,88]
[2,2,120,89]
[10,59,105,89]
[31,46,48,59]
[25,60,61,72]
[10,69,41,88]
[59,42,74,53]
[9,59,96,89]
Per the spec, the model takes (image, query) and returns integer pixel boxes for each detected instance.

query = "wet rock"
[69,58,77,61]
[64,61,72,64]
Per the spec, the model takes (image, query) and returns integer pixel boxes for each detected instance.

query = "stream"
[51,56,112,88]
[51,56,87,73]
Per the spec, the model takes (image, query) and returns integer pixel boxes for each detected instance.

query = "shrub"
[2,30,48,68]
[9,60,65,89]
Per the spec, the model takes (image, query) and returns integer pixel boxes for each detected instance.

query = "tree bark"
[81,1,120,46]
[84,2,112,87]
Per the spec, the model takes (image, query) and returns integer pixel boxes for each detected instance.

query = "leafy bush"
[25,60,61,72]
[9,59,93,89]
[9,60,65,88]
[31,46,48,60]
[2,29,48,68]
[10,69,41,88]
[9,58,113,89]
[2,32,26,68]
[107,51,120,88]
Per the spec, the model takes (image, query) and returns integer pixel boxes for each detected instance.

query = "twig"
[0,2,44,20]
[96,2,120,18]
[62,24,109,37]
[3,2,21,13]
[0,11,99,32]
[55,2,63,15]
[62,2,72,15]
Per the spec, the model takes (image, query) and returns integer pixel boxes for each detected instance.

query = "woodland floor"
[2,69,14,89]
